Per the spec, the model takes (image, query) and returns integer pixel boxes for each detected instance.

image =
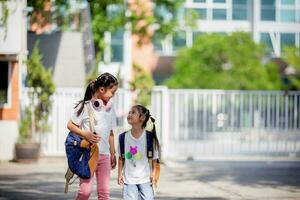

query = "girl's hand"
[111,154,116,169]
[118,173,124,186]
[83,131,101,144]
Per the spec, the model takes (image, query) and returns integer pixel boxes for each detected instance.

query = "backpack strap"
[87,103,99,176]
[119,131,127,159]
[64,168,78,193]
[146,131,161,194]
[146,131,154,159]
[87,103,95,133]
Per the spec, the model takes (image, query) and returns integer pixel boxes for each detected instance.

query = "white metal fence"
[151,87,300,160]
[23,87,300,159]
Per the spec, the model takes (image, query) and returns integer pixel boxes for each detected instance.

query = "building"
[27,1,94,88]
[0,0,27,160]
[102,0,300,84]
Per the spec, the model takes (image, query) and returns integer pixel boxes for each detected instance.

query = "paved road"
[0,157,300,200]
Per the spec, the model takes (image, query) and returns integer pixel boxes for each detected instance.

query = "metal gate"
[151,87,300,160]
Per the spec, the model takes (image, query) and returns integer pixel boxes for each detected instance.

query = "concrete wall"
[28,31,86,88]
[0,121,18,160]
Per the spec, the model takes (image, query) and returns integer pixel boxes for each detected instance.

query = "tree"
[283,47,300,90]
[164,32,282,90]
[27,0,71,33]
[89,0,185,57]
[130,64,154,106]
[19,40,56,143]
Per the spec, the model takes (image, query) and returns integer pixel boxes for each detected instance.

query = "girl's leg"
[123,184,139,200]
[96,154,111,200]
[75,177,93,200]
[138,182,154,200]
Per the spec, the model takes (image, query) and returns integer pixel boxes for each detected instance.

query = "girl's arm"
[117,157,124,185]
[67,120,100,143]
[109,130,116,169]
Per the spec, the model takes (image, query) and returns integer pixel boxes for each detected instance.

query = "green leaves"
[89,1,184,57]
[283,47,300,90]
[165,32,282,90]
[130,64,154,106]
[24,40,56,137]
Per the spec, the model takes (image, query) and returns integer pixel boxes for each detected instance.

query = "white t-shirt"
[118,130,159,184]
[71,100,117,155]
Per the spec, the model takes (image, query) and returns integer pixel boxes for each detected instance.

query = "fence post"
[152,86,170,161]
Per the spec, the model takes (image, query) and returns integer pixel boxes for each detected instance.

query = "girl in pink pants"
[67,73,119,200]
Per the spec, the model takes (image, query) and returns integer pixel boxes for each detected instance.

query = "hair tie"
[150,116,155,123]
[90,79,96,87]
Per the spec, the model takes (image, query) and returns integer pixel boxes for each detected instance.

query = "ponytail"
[75,81,95,116]
[150,116,160,151]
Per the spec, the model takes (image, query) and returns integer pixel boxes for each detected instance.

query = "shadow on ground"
[166,161,300,189]
[157,198,227,200]
[0,172,73,200]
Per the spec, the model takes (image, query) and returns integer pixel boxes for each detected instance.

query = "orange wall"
[130,0,158,73]
[0,61,19,120]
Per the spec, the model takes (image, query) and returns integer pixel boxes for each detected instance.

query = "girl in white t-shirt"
[118,105,160,200]
[67,73,118,200]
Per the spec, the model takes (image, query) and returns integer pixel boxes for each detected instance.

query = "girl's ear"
[140,114,146,122]
[99,87,105,93]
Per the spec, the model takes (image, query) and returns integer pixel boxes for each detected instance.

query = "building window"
[193,8,207,19]
[261,0,276,21]
[281,0,295,5]
[213,9,227,20]
[175,7,185,21]
[173,31,186,51]
[111,29,124,62]
[215,32,227,35]
[280,9,296,22]
[232,0,248,20]
[153,33,163,52]
[260,33,273,52]
[0,61,9,105]
[214,0,226,3]
[281,33,295,50]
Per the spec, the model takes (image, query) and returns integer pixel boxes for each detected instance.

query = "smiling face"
[96,84,118,103]
[127,107,145,126]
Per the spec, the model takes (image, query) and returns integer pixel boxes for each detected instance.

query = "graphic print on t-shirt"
[125,146,142,167]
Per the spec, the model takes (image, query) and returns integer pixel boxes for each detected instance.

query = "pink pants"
[75,154,111,200]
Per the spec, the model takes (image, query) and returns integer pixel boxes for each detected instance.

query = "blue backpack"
[65,132,91,178]
[64,104,98,193]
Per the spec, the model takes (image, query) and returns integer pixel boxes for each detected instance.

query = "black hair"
[132,105,160,151]
[75,72,118,116]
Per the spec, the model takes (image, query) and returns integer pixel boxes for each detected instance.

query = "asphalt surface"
[0,157,300,200]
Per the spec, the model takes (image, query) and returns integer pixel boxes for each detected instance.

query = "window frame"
[0,61,12,109]
[232,0,249,20]
[104,30,124,64]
